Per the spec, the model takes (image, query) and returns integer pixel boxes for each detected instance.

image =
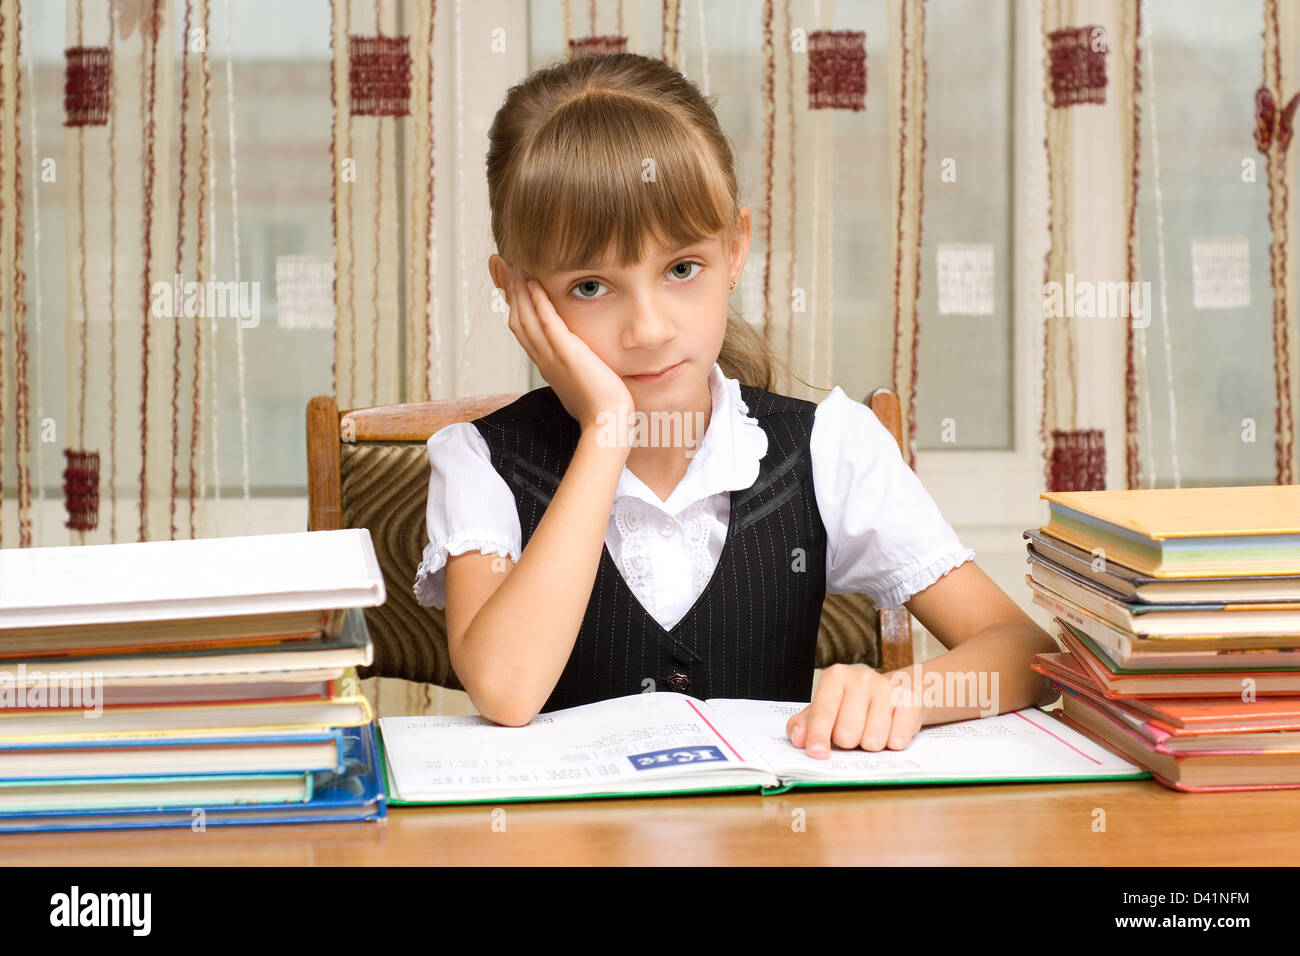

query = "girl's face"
[531,207,751,413]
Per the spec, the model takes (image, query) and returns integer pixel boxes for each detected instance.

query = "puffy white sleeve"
[810,386,976,608]
[412,422,522,609]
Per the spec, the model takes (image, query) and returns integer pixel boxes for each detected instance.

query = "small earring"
[729,278,736,291]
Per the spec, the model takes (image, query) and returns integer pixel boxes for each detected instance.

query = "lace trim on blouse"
[613,504,653,613]
[873,547,976,609]
[412,532,518,609]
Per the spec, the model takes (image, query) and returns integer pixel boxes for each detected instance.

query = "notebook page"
[705,699,1146,783]
[379,692,779,801]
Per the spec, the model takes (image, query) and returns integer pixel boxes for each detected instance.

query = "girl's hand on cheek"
[506,268,634,441]
[785,664,925,758]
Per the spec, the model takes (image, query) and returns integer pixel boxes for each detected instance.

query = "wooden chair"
[306,387,913,711]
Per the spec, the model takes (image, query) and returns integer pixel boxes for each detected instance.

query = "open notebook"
[378,692,1149,804]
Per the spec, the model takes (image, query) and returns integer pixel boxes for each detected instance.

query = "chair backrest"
[305,387,912,689]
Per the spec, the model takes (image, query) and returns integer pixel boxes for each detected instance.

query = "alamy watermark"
[594,405,709,458]
[889,664,1000,717]
[0,664,103,717]
[150,272,260,328]
[50,886,151,936]
[1043,272,1152,328]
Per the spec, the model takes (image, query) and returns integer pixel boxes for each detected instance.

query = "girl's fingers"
[511,277,554,369]
[830,675,869,750]
[525,280,567,364]
[886,705,925,751]
[802,678,843,760]
[793,696,923,755]
[504,274,532,351]
[508,275,539,352]
[524,280,564,369]
[859,682,896,751]
[786,707,809,747]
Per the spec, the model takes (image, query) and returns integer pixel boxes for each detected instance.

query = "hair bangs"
[506,92,735,277]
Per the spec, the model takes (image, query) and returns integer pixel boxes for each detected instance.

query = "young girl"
[413,52,1058,757]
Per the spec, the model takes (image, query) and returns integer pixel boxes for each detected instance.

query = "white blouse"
[413,362,975,628]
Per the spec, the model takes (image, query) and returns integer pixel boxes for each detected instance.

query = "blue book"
[0,721,385,832]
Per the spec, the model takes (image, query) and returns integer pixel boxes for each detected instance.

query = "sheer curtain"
[1,0,340,548]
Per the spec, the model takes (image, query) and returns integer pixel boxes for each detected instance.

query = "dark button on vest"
[665,672,691,693]
[472,382,828,711]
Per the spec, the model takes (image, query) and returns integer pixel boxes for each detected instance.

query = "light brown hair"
[485,52,798,392]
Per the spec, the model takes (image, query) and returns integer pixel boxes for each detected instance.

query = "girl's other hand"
[505,267,634,439]
[785,664,924,758]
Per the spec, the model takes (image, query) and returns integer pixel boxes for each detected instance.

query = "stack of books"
[1024,484,1300,791]
[0,529,388,832]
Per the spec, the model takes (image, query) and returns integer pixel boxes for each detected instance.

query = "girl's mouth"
[627,360,685,384]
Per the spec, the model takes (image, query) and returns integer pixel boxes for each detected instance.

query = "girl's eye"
[571,279,606,300]
[567,261,704,301]
[668,260,704,282]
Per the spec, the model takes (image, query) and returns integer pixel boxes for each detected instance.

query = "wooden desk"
[2,778,1298,865]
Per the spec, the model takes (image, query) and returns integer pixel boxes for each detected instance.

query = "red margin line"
[1014,709,1102,765]
[684,698,746,763]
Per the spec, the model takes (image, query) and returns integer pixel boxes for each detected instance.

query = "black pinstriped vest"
[471,384,828,711]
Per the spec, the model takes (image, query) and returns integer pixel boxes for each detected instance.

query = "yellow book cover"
[1040,485,1300,577]
[1041,485,1300,539]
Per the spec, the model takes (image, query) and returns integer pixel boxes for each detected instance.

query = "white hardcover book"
[0,529,385,628]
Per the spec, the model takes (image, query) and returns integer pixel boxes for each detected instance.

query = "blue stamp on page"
[627,746,728,770]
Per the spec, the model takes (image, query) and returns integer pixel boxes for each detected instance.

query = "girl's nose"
[623,297,676,349]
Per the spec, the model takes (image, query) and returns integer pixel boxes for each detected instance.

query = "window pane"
[915,0,1014,451]
[828,1,895,408]
[1137,0,1274,486]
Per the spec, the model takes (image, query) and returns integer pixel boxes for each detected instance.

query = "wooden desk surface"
[3,777,1298,865]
